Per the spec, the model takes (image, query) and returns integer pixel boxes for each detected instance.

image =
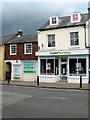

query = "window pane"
[78,59,86,75]
[48,35,55,47]
[70,32,79,46]
[55,59,59,75]
[11,44,16,54]
[25,43,32,53]
[40,59,46,74]
[52,17,56,24]
[47,59,54,75]
[69,59,77,76]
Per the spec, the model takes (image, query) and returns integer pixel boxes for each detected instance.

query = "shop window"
[69,59,77,76]
[55,59,59,75]
[47,59,54,75]
[40,59,46,74]
[13,65,20,79]
[40,58,59,75]
[78,59,86,74]
[70,32,79,46]
[48,34,55,47]
[23,62,36,73]
[69,58,86,76]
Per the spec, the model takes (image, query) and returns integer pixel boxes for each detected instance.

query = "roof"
[37,13,88,31]
[4,34,38,45]
[0,34,17,46]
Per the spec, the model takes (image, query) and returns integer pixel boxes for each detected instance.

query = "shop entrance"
[5,62,12,80]
[61,59,67,80]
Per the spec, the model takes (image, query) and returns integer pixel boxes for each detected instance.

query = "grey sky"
[2,1,89,36]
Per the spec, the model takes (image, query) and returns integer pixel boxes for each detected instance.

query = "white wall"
[38,26,86,51]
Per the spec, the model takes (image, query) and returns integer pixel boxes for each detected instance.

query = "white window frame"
[24,43,32,54]
[10,44,17,55]
[70,32,79,46]
[50,16,59,26]
[48,34,55,48]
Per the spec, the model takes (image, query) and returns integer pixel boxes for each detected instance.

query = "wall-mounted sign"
[24,62,36,73]
[50,51,71,55]
[36,49,89,56]
[13,65,20,79]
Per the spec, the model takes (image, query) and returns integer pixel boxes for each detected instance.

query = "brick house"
[4,30,38,81]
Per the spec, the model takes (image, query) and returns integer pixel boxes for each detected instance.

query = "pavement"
[0,80,90,90]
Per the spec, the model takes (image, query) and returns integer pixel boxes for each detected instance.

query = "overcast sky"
[1,0,89,36]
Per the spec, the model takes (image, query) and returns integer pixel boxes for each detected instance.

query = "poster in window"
[13,65,20,79]
[46,63,51,70]
[24,62,36,73]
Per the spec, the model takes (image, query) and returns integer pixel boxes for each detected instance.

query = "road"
[2,85,89,118]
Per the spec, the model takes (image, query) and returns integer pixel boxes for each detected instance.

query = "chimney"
[88,1,90,20]
[17,29,22,37]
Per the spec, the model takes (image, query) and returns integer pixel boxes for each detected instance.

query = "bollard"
[80,75,82,88]
[37,76,39,86]
[7,78,10,84]
[6,71,10,84]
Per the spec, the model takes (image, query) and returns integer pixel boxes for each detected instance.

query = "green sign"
[24,62,36,73]
[50,51,71,55]
[13,65,20,79]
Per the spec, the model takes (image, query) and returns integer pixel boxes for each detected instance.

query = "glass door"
[61,59,67,80]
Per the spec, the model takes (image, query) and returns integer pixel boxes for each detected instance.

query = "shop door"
[61,59,67,80]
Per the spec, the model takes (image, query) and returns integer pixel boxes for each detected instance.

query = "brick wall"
[5,42,38,60]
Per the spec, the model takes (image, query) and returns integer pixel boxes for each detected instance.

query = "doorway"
[61,59,67,80]
[5,62,12,80]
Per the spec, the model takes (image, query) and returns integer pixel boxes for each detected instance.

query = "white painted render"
[37,24,89,83]
[38,26,88,51]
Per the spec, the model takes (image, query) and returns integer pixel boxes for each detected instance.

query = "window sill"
[69,45,80,49]
[10,54,17,55]
[24,53,32,55]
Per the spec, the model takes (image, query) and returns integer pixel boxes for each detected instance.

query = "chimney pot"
[17,29,22,37]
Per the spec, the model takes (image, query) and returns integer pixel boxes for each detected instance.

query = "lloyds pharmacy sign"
[49,51,71,55]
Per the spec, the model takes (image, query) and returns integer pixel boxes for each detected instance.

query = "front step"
[56,79,68,83]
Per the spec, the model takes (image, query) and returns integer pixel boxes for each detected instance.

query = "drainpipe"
[84,1,90,48]
[84,25,90,48]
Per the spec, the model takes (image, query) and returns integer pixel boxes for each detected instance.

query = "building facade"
[0,35,16,80]
[36,3,90,83]
[4,30,38,81]
[0,45,5,80]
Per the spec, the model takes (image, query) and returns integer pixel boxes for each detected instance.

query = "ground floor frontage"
[36,49,90,83]
[5,60,38,82]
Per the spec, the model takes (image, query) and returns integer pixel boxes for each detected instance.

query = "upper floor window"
[24,43,32,54]
[73,14,78,21]
[52,17,57,24]
[49,16,60,26]
[70,32,79,46]
[48,34,55,47]
[10,44,17,55]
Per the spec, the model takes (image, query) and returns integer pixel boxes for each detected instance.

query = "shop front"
[36,49,89,83]
[5,60,38,81]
